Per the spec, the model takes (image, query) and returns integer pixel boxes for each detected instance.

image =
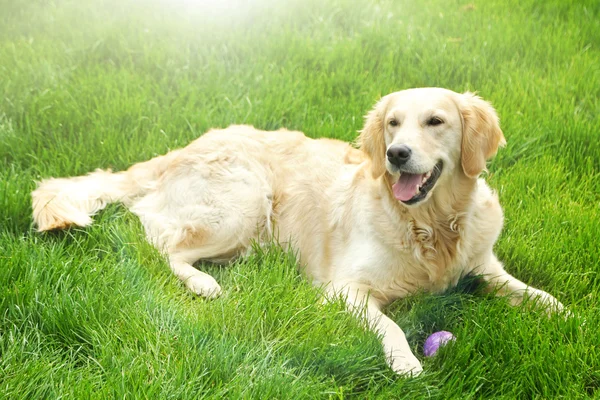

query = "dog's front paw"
[388,353,423,377]
[185,273,222,299]
[545,298,574,319]
[530,290,568,316]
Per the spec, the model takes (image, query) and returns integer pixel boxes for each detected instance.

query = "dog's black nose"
[386,145,412,167]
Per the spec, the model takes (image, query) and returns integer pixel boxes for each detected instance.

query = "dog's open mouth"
[392,161,443,205]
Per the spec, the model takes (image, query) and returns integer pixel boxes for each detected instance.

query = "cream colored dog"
[32,88,564,375]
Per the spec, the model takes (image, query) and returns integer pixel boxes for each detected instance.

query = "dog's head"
[358,88,505,205]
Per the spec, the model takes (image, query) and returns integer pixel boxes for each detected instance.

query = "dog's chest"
[339,216,468,300]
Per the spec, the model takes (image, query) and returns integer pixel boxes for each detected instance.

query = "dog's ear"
[459,92,506,178]
[357,99,387,179]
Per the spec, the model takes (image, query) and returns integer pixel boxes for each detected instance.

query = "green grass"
[1,0,599,397]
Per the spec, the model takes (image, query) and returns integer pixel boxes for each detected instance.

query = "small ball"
[423,331,456,357]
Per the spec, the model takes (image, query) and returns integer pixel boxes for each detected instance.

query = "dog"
[32,87,565,375]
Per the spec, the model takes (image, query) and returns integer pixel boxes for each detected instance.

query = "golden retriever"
[32,87,564,375]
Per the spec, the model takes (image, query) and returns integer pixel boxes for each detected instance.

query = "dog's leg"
[480,253,564,313]
[331,286,423,376]
[168,253,222,299]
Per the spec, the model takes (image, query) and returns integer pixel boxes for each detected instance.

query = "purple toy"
[423,331,456,357]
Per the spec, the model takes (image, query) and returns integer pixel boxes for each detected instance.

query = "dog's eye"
[389,119,398,127]
[427,117,444,126]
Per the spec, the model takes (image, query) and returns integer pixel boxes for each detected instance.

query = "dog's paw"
[185,273,222,299]
[532,290,568,317]
[543,295,564,313]
[549,300,574,320]
[388,354,423,377]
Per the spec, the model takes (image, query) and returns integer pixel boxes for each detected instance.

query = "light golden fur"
[32,88,564,375]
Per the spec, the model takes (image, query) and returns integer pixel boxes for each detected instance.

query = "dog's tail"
[32,152,178,231]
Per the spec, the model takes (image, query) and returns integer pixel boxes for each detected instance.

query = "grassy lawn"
[1,0,599,397]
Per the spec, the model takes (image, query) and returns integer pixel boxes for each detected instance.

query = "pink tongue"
[392,173,424,201]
